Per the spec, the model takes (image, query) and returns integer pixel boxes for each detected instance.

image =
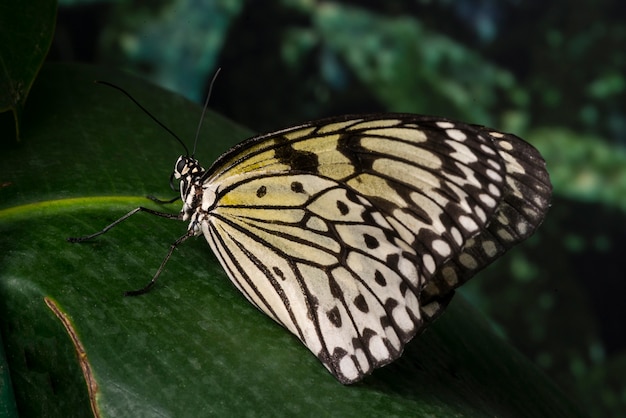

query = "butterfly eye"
[175,156,187,176]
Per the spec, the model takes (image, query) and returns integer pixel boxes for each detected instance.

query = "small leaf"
[0,0,57,141]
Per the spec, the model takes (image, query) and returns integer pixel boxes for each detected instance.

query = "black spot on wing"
[275,136,319,171]
[374,270,387,286]
[386,253,399,270]
[336,200,349,215]
[364,233,380,249]
[327,306,342,327]
[291,181,305,193]
[354,294,369,313]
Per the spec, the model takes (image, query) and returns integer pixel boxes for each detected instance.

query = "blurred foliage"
[41,0,626,416]
[0,0,57,141]
[533,128,626,211]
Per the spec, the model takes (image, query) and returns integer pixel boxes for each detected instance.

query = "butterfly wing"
[200,114,551,383]
[421,127,552,317]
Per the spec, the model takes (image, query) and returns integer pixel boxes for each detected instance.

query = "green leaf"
[0,63,582,417]
[0,0,57,141]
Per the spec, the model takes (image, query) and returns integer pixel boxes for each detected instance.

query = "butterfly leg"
[68,206,191,296]
[147,195,180,204]
[67,206,181,242]
[124,229,195,296]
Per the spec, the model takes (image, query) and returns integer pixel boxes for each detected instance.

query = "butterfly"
[70,110,552,384]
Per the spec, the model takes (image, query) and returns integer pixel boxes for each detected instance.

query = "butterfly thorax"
[173,155,214,234]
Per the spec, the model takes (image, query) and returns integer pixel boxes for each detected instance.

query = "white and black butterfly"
[71,104,551,384]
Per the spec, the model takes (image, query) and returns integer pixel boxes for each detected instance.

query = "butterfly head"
[172,155,205,195]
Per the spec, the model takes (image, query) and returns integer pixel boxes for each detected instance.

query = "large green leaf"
[0,63,583,417]
[0,0,57,141]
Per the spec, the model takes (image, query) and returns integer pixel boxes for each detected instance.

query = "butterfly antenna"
[192,67,221,157]
[95,80,190,156]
